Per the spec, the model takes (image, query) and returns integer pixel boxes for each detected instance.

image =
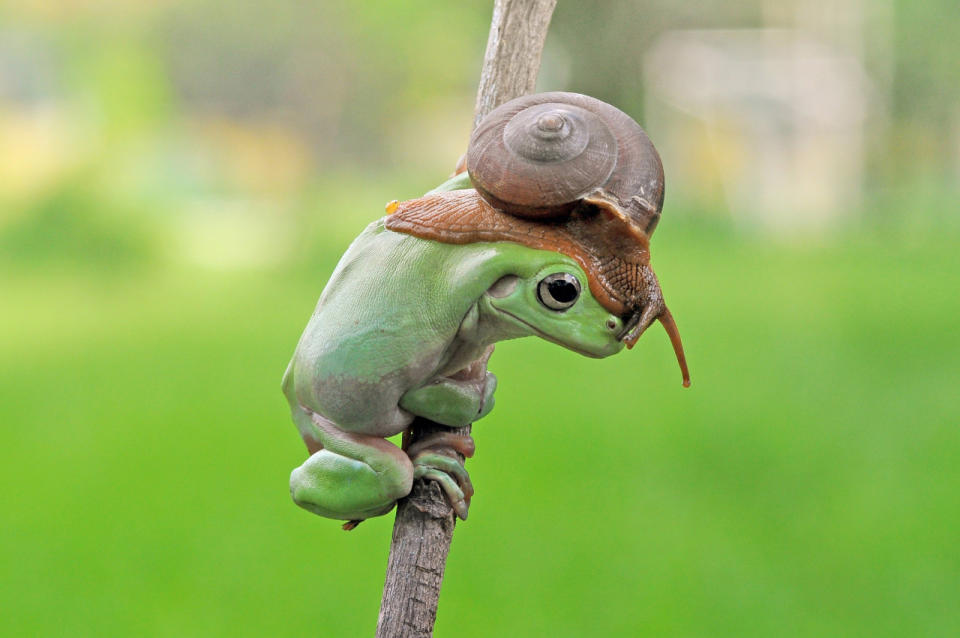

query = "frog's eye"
[537,273,581,311]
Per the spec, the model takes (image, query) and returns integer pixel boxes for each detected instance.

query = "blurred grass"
[2,223,958,637]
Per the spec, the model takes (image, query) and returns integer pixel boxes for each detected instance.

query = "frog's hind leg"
[283,361,324,455]
[289,410,414,522]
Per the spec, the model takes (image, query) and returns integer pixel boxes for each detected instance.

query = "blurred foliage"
[0,174,156,267]
[1,0,959,636]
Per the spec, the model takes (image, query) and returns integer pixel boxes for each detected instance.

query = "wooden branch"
[375,2,556,637]
[375,419,464,637]
[474,0,558,128]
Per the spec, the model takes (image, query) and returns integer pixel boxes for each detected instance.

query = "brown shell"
[466,91,665,236]
[384,188,658,318]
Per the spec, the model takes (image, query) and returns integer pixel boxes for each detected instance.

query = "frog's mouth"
[487,302,609,359]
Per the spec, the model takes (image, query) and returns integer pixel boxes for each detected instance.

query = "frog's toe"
[417,468,469,520]
[412,452,473,520]
[412,452,474,497]
[407,431,475,459]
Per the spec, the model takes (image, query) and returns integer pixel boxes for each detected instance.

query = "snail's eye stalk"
[619,304,691,388]
[618,304,659,347]
[659,308,690,388]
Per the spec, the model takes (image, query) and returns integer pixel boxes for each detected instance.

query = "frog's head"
[480,258,625,359]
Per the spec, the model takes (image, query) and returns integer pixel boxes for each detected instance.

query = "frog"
[282,174,626,524]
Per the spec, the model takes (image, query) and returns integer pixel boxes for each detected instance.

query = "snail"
[387,91,690,387]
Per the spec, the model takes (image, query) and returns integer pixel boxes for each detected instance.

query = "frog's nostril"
[605,318,618,331]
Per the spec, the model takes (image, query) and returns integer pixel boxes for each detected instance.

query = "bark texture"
[375,1,556,637]
[474,0,558,129]
[375,419,464,638]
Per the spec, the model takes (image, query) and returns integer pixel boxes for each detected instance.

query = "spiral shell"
[466,91,665,236]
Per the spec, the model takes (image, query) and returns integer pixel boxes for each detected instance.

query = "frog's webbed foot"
[407,431,475,520]
[290,411,414,524]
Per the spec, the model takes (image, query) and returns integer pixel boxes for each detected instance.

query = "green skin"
[283,176,625,522]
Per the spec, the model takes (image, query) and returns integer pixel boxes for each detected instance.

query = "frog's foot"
[290,448,412,522]
[290,411,414,523]
[407,431,476,459]
[408,432,475,520]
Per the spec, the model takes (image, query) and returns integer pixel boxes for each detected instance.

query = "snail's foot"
[408,431,475,520]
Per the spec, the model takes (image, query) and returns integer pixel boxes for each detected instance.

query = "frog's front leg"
[397,354,491,519]
[398,371,497,427]
[399,345,498,427]
[289,409,413,522]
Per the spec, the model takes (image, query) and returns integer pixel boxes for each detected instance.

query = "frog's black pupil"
[547,279,578,303]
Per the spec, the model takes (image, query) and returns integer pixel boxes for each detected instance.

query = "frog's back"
[288,221,501,435]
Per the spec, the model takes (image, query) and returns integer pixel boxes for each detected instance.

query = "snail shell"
[466,91,665,236]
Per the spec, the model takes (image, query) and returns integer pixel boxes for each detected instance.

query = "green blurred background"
[2,1,958,636]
